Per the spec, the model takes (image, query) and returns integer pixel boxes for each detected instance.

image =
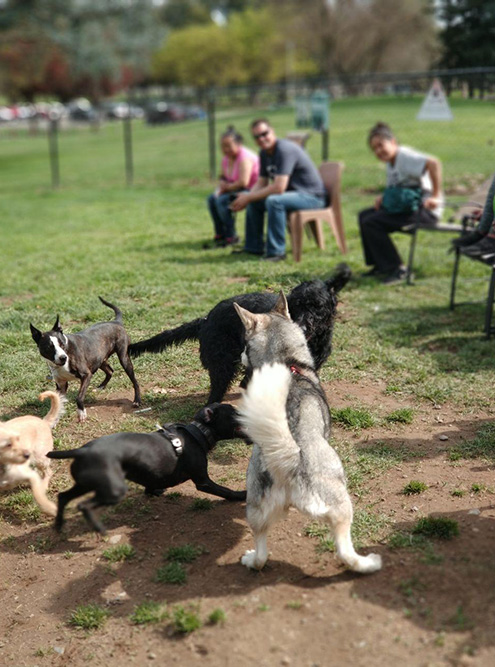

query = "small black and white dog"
[129,263,351,404]
[30,297,141,422]
[48,402,246,534]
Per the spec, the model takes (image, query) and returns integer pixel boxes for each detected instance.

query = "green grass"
[402,480,428,495]
[448,423,495,462]
[164,544,204,563]
[68,604,110,631]
[189,498,213,511]
[332,407,375,430]
[207,608,226,625]
[130,601,168,625]
[171,604,202,634]
[1,96,495,425]
[102,544,136,563]
[154,561,187,585]
[384,408,414,424]
[1,489,42,522]
[412,516,459,540]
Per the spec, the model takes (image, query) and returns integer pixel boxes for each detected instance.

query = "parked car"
[67,98,98,122]
[104,102,144,120]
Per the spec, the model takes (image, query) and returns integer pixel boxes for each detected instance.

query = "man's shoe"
[382,267,409,284]
[202,235,225,249]
[224,235,240,246]
[461,235,495,258]
[231,248,263,256]
[261,253,287,262]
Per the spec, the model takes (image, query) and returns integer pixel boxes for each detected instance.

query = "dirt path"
[1,379,494,667]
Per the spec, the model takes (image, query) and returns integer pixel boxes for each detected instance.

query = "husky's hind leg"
[241,486,287,571]
[325,494,382,574]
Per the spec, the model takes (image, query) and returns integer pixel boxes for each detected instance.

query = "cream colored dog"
[0,391,64,516]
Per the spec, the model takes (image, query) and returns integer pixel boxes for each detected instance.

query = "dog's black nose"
[23,452,30,459]
[59,355,67,365]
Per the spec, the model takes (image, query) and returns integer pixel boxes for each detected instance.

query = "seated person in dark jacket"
[358,122,443,284]
[453,171,495,260]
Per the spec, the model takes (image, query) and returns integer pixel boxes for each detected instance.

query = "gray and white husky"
[234,293,382,574]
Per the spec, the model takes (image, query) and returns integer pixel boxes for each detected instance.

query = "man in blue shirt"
[231,119,326,261]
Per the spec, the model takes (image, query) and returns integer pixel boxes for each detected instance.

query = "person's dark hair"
[251,118,271,131]
[368,122,395,146]
[221,125,243,144]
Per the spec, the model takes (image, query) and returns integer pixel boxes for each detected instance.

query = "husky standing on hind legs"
[234,293,382,575]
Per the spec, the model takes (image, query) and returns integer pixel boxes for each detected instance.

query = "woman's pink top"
[221,146,259,190]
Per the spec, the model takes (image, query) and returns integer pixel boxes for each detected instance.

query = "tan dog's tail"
[39,391,65,429]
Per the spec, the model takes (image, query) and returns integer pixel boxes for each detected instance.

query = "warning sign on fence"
[417,78,453,121]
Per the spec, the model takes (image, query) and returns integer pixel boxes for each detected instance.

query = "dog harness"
[156,420,216,457]
[156,424,183,456]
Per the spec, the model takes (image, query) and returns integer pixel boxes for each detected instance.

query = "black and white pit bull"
[48,402,246,534]
[30,297,141,422]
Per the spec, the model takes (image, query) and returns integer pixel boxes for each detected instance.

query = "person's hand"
[423,196,441,210]
[218,181,229,194]
[231,192,250,212]
[374,195,382,210]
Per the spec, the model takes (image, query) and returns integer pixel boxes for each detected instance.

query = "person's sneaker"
[360,266,382,278]
[382,267,409,284]
[224,235,240,246]
[202,235,224,249]
[461,235,495,257]
[261,253,287,262]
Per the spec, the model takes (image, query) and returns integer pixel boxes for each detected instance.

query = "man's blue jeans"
[207,192,237,239]
[244,192,326,257]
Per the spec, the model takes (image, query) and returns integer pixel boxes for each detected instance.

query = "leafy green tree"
[438,0,495,69]
[151,6,316,87]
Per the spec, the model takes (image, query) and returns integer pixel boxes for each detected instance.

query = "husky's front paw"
[241,549,265,570]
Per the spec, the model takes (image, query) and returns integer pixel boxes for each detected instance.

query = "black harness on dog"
[156,420,216,457]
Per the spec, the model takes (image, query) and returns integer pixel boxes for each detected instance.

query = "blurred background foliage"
[0,0,489,104]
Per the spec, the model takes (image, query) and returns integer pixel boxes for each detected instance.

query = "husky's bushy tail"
[236,363,299,481]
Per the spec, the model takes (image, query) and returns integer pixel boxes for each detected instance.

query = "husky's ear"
[234,302,267,337]
[30,323,42,344]
[272,291,291,320]
[53,315,63,332]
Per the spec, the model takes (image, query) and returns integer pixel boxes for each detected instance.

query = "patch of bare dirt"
[1,378,495,667]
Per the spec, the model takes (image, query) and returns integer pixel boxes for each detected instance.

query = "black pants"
[358,207,437,274]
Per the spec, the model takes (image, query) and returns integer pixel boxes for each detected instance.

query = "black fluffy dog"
[129,263,352,404]
[48,403,245,534]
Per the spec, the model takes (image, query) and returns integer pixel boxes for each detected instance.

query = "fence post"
[321,128,329,161]
[48,116,60,189]
[207,89,216,180]
[123,106,134,187]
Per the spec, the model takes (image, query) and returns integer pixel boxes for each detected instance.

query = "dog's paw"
[77,408,87,423]
[241,549,264,570]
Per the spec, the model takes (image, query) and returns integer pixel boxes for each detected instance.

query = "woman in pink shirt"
[206,126,259,248]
